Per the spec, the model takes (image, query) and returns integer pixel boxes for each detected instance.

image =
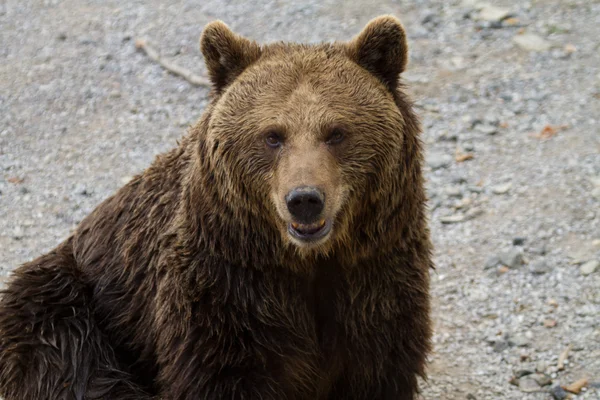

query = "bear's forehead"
[245,44,380,90]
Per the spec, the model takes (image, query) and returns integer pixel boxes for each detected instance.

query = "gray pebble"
[535,361,547,373]
[484,255,501,270]
[528,245,547,256]
[445,186,463,198]
[426,153,453,170]
[513,369,534,378]
[509,334,530,347]
[492,183,512,194]
[475,124,498,135]
[550,385,569,399]
[493,340,509,353]
[513,33,552,52]
[477,5,512,22]
[530,260,550,275]
[468,185,483,193]
[440,214,466,224]
[512,237,526,246]
[532,373,552,387]
[462,141,475,151]
[499,249,523,268]
[519,376,541,392]
[580,259,599,275]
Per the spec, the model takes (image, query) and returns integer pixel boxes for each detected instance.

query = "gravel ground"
[1,0,599,399]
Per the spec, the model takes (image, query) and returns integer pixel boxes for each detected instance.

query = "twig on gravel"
[135,38,211,88]
[557,344,572,371]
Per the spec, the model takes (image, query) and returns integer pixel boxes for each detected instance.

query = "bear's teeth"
[291,222,299,229]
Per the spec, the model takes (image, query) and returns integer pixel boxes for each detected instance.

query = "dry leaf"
[557,344,572,370]
[562,378,588,394]
[499,121,509,128]
[564,44,576,53]
[504,17,520,26]
[531,124,568,139]
[497,265,510,275]
[455,153,474,162]
[7,177,25,184]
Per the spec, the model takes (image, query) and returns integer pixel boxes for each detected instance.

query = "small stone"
[462,141,475,151]
[421,12,440,26]
[536,361,547,373]
[445,186,463,198]
[529,245,547,256]
[79,37,97,46]
[550,385,568,400]
[509,334,530,347]
[57,32,67,41]
[465,207,484,220]
[530,260,550,275]
[513,237,526,246]
[468,185,483,193]
[533,373,552,386]
[493,340,509,353]
[514,369,534,379]
[492,183,512,194]
[466,394,477,400]
[484,255,501,270]
[478,5,512,22]
[580,260,599,275]
[519,376,541,392]
[427,153,452,170]
[499,249,523,268]
[513,33,552,52]
[440,214,466,224]
[475,124,498,135]
[451,175,468,184]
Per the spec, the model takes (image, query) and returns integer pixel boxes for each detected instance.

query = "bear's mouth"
[288,219,332,242]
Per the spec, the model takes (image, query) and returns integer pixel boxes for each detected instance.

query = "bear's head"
[191,16,425,266]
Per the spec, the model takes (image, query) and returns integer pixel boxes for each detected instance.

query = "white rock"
[478,5,511,22]
[492,183,512,194]
[440,214,466,224]
[513,33,552,52]
[580,260,599,276]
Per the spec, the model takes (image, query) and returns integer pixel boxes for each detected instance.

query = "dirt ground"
[1,0,599,399]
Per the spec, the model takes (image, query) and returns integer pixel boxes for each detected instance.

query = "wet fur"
[0,16,432,400]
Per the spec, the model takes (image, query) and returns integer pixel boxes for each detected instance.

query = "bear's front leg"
[154,263,320,400]
[328,251,432,400]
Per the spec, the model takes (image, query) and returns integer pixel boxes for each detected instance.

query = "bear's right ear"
[200,21,262,92]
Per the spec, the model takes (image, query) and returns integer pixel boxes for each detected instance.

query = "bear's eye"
[265,132,283,148]
[326,128,345,145]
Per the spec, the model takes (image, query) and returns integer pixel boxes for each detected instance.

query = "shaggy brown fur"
[0,15,432,400]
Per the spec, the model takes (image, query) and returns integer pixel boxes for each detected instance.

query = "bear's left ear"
[200,21,262,91]
[346,15,408,91]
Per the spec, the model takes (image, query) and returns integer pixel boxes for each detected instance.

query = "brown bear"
[0,15,432,400]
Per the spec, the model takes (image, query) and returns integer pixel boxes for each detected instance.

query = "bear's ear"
[200,21,262,91]
[346,15,408,91]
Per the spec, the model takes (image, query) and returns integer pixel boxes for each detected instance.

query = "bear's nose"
[285,186,325,223]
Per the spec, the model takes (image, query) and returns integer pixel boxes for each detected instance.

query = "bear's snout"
[285,186,325,224]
